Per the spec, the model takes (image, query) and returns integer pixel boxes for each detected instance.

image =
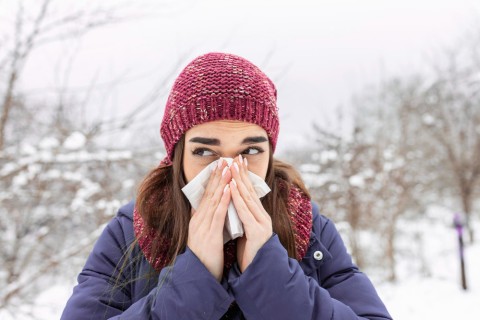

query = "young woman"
[61,52,392,319]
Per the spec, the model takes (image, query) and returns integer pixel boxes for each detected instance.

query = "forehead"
[185,120,267,138]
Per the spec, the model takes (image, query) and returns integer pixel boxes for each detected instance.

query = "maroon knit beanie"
[160,52,279,163]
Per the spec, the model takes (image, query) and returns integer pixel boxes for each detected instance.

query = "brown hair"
[136,135,310,267]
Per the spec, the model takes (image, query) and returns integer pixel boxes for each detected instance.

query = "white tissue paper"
[181,157,271,243]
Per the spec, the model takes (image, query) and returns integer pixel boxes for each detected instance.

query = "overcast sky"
[9,0,480,152]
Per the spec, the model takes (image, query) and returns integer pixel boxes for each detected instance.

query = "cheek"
[183,153,211,183]
[183,167,197,184]
[182,154,196,183]
[246,156,269,180]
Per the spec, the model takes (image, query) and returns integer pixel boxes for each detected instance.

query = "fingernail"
[231,178,237,187]
[224,184,229,193]
[239,154,243,164]
[245,158,248,167]
[233,162,239,172]
[217,158,223,169]
[222,166,229,176]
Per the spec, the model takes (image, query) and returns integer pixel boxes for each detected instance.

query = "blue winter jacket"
[61,201,392,319]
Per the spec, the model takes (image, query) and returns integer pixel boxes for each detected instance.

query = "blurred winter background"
[1,0,480,319]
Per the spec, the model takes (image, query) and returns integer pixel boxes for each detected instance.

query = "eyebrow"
[242,136,269,144]
[189,136,268,146]
[189,137,221,146]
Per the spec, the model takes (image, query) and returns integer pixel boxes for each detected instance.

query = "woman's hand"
[229,155,273,273]
[187,159,231,282]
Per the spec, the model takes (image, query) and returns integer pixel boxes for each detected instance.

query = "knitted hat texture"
[160,52,279,163]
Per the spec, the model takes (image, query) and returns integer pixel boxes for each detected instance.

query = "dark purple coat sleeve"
[61,210,234,319]
[108,248,234,319]
[227,212,392,320]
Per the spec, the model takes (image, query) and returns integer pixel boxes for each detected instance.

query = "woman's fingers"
[230,173,272,273]
[197,159,230,224]
[187,158,231,282]
[230,156,268,222]
[203,159,224,201]
[205,159,232,230]
[210,183,231,231]
[229,177,256,227]
[194,159,220,217]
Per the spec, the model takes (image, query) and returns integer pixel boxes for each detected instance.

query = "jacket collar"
[299,230,333,276]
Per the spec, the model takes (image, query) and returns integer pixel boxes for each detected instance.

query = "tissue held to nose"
[182,157,271,243]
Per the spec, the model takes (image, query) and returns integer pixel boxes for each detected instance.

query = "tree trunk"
[347,189,365,268]
[0,71,17,150]
[460,184,474,244]
[350,230,365,269]
[386,221,397,282]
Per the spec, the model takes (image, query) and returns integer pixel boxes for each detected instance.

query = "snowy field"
[2,212,478,320]
[380,239,479,319]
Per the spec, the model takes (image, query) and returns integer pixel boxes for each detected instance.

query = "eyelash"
[242,147,264,156]
[192,147,264,157]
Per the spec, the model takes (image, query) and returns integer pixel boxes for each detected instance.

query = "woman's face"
[183,120,270,183]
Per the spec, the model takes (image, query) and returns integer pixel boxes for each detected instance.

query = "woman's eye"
[192,148,215,157]
[242,147,263,155]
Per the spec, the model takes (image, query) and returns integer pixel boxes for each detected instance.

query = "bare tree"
[307,123,375,270]
[0,0,137,149]
[284,30,480,284]
[356,77,433,281]
[420,33,480,243]
[0,0,186,316]
[294,76,434,281]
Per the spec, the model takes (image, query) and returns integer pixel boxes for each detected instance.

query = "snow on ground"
[376,205,480,320]
[378,240,479,319]
[0,284,73,320]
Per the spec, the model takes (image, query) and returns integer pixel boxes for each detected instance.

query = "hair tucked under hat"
[160,52,280,163]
